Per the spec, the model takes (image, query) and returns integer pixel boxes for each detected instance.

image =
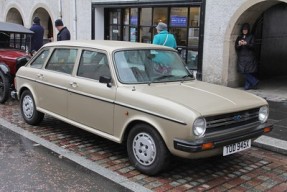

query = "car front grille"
[205,108,260,134]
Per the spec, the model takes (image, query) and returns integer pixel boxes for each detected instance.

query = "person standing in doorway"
[30,16,44,53]
[153,22,177,49]
[235,23,259,90]
[55,19,71,41]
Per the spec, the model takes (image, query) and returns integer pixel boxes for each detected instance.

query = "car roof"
[0,22,34,34]
[43,40,175,52]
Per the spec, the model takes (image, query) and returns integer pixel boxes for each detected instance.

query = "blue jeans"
[244,73,259,90]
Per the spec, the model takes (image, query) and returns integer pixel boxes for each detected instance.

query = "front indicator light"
[264,127,272,133]
[201,142,214,150]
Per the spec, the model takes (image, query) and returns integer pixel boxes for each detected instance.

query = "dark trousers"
[244,73,259,90]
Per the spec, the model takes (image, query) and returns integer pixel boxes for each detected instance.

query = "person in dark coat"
[55,19,71,41]
[235,23,259,90]
[30,16,44,52]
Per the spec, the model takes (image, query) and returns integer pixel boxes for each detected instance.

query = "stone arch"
[5,7,24,25]
[222,0,287,87]
[30,5,56,43]
[31,7,54,43]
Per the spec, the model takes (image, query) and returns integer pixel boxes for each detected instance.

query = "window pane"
[123,26,129,41]
[46,48,78,74]
[170,7,188,27]
[78,50,110,80]
[140,8,152,26]
[124,8,129,25]
[110,9,121,25]
[109,26,121,40]
[187,50,198,70]
[190,7,200,27]
[30,49,50,69]
[170,28,187,46]
[153,8,168,25]
[140,27,152,43]
[130,27,137,42]
[130,8,138,26]
[188,28,199,47]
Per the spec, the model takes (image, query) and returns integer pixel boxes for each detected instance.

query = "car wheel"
[0,70,10,104]
[127,124,170,176]
[20,90,44,125]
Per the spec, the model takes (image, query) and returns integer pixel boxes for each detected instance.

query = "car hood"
[0,49,26,60]
[135,81,267,116]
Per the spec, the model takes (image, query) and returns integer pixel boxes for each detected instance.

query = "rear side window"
[30,49,50,69]
[46,48,78,74]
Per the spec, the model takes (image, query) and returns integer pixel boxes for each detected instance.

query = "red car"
[0,22,33,103]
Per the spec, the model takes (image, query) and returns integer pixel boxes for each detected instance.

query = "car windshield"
[114,49,193,84]
[0,32,31,50]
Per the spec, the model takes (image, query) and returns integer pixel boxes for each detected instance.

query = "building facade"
[1,0,287,87]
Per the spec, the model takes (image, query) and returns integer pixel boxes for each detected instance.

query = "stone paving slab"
[1,100,287,192]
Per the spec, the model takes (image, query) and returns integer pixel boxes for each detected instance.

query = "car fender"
[18,84,40,106]
[0,62,10,75]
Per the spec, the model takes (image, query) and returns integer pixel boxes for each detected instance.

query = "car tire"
[127,123,170,176]
[20,90,44,125]
[0,70,10,104]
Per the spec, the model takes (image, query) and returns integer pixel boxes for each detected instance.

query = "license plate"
[223,139,251,156]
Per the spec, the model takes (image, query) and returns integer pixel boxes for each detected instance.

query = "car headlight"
[259,106,269,123]
[193,117,206,136]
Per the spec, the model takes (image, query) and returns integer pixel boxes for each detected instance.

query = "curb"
[254,135,287,155]
[0,118,151,192]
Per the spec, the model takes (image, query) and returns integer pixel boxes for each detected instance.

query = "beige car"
[15,40,272,175]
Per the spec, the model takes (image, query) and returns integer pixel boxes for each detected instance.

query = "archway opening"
[227,1,287,90]
[32,8,53,44]
[6,8,23,25]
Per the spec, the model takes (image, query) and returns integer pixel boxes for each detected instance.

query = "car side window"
[46,48,78,74]
[77,50,111,81]
[30,49,50,69]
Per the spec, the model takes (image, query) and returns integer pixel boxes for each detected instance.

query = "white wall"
[0,0,92,41]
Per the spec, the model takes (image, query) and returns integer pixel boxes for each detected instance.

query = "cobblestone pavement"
[1,100,287,192]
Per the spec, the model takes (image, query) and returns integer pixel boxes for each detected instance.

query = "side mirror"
[99,76,112,87]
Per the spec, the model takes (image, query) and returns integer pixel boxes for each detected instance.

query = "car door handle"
[69,82,78,88]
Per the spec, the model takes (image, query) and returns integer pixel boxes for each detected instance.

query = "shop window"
[110,26,121,40]
[140,8,152,26]
[130,8,138,26]
[110,10,121,25]
[140,27,152,43]
[190,7,200,27]
[153,8,168,24]
[170,7,188,27]
[124,8,129,25]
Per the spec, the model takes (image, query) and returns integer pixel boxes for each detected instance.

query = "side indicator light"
[201,142,214,150]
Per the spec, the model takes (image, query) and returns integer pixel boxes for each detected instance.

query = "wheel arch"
[121,119,168,148]
[18,85,39,105]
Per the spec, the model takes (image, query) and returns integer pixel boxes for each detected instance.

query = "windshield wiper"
[148,75,175,85]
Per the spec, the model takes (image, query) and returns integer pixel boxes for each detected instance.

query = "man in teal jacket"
[152,22,177,49]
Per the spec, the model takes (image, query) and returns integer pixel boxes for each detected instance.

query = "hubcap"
[132,132,156,166]
[22,95,34,119]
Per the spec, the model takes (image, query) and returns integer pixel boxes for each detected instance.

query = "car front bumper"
[174,122,273,153]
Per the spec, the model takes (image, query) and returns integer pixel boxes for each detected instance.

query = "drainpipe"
[73,0,77,40]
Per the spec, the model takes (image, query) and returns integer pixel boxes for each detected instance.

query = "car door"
[67,49,116,134]
[36,48,78,118]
